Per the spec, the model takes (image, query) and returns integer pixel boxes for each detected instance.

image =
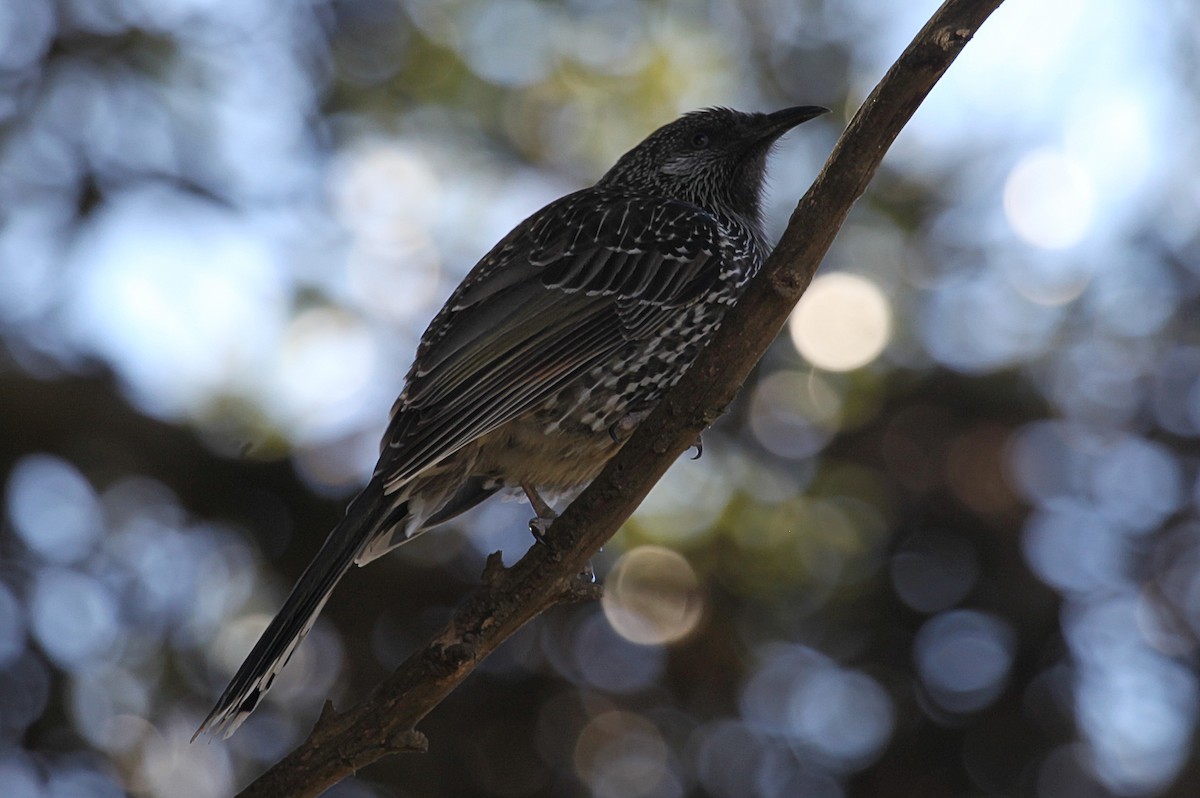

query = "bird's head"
[598,105,828,231]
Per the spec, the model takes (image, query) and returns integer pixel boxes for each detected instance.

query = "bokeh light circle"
[748,369,842,459]
[890,534,979,614]
[788,668,894,766]
[29,568,119,670]
[573,710,670,798]
[571,611,665,694]
[1004,149,1095,249]
[601,546,704,646]
[6,454,103,564]
[789,273,892,371]
[914,610,1015,713]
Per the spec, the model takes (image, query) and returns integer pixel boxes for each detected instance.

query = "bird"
[196,104,828,738]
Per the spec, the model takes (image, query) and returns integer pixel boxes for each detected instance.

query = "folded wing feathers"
[378,191,726,505]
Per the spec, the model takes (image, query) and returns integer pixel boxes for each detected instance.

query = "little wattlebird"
[196,104,828,738]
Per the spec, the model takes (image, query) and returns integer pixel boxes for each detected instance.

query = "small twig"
[480,550,508,588]
[315,699,340,730]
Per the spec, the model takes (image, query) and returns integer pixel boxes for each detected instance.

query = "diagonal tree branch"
[236,1,1006,794]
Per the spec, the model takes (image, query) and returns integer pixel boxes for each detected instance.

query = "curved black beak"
[759,105,830,140]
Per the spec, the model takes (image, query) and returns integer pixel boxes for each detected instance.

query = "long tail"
[194,476,397,740]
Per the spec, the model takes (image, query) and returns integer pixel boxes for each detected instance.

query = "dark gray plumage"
[197,105,828,738]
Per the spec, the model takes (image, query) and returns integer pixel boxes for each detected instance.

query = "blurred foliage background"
[2,0,1200,796]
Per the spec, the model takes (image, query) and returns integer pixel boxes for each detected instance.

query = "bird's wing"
[376,190,731,490]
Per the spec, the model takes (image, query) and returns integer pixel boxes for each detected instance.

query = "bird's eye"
[690,132,709,148]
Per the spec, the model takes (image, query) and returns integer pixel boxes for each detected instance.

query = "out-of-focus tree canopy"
[2,1,1200,796]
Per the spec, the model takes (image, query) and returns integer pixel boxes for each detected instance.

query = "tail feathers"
[194,478,398,740]
[353,475,501,566]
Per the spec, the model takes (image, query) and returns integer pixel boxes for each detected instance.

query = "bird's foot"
[689,433,704,460]
[523,482,559,550]
[481,551,507,587]
[523,482,564,556]
[528,513,558,546]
